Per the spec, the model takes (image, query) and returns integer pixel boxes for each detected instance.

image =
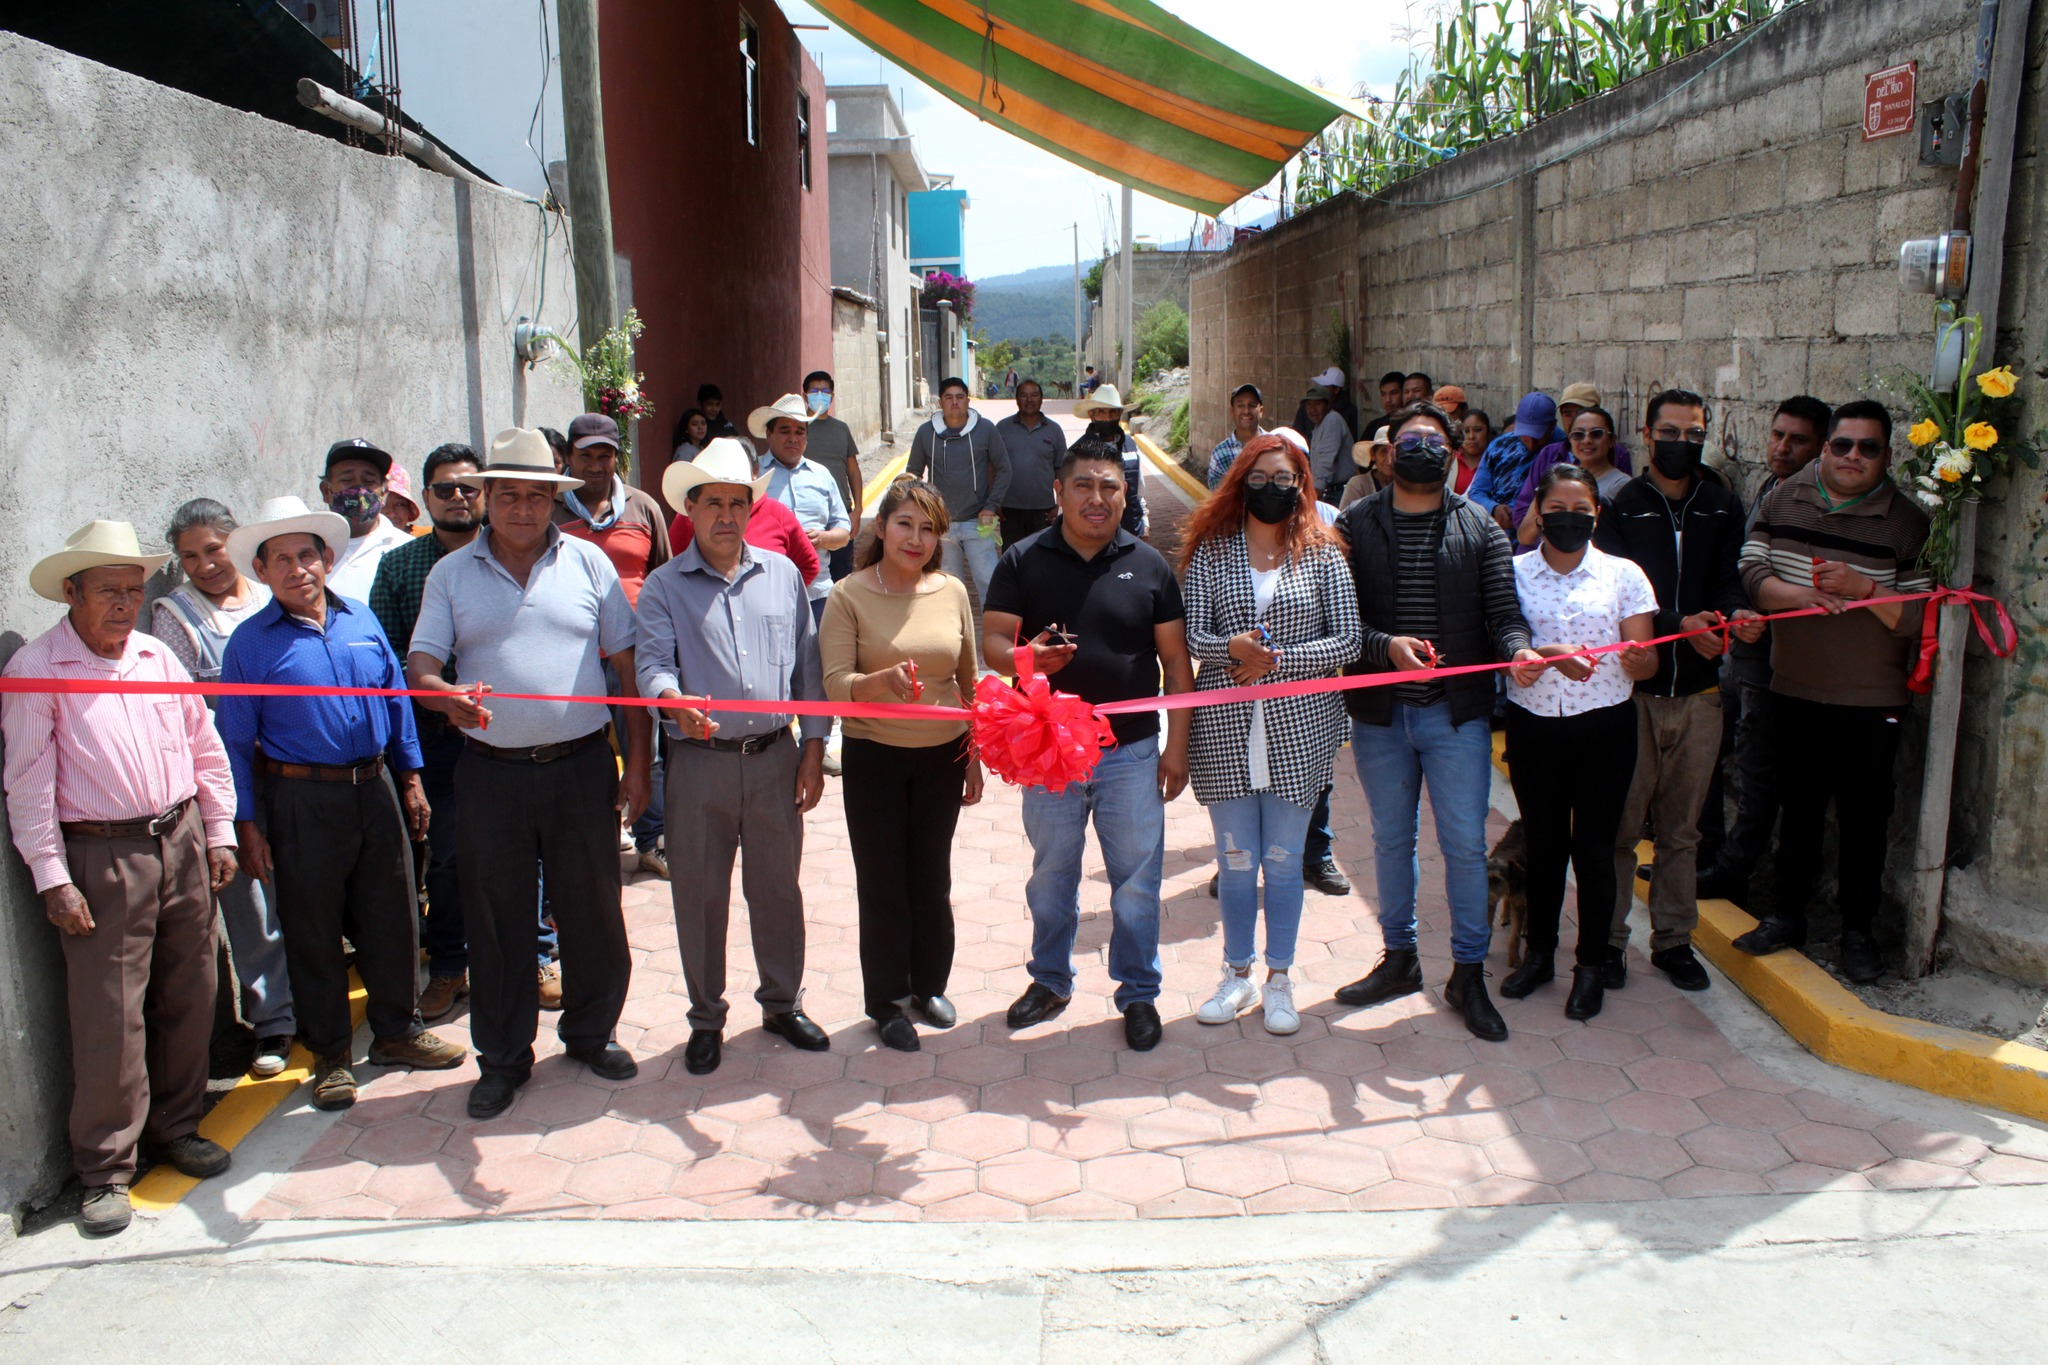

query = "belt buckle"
[147,806,179,838]
[532,740,569,764]
[352,760,377,784]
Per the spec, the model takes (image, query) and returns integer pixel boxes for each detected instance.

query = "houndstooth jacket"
[1182,530,1361,809]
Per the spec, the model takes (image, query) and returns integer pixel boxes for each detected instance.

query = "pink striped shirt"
[2,619,236,892]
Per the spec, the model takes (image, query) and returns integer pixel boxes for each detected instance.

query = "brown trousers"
[59,802,216,1187]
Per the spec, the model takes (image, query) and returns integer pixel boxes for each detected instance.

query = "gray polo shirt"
[995,411,1068,510]
[411,525,636,748]
[634,540,825,744]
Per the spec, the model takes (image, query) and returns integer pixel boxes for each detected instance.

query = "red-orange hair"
[1179,432,1333,573]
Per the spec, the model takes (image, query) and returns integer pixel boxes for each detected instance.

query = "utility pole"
[1119,183,1134,390]
[558,0,618,346]
[1071,222,1082,396]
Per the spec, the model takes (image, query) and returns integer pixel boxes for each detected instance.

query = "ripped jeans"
[1207,791,1314,971]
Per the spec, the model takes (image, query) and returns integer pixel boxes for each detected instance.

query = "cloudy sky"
[783,0,1425,278]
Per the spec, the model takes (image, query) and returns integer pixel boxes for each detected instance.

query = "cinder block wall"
[829,294,886,449]
[0,34,584,1223]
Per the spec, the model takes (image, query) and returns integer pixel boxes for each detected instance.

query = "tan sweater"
[819,571,978,746]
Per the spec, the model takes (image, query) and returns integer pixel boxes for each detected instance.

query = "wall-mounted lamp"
[514,317,564,367]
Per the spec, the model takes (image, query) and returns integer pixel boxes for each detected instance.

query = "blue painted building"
[908,183,969,278]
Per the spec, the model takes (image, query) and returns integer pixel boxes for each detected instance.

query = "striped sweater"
[1738,462,1930,707]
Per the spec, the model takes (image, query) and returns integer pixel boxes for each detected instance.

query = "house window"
[740,15,760,147]
[798,90,812,189]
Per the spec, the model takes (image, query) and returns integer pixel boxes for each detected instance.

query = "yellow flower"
[1907,418,1941,447]
[1939,464,1963,483]
[1964,422,1999,451]
[1976,365,2018,399]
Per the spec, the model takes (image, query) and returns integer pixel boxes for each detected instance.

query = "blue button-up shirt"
[217,592,423,821]
[759,453,849,598]
[634,541,825,743]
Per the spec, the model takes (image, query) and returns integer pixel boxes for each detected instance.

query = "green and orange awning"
[808,0,1350,214]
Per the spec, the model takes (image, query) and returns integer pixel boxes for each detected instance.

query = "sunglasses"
[1652,425,1710,444]
[1826,437,1888,458]
[1393,434,1451,457]
[426,481,482,500]
[1568,428,1613,442]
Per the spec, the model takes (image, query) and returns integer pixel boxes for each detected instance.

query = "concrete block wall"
[1088,249,1210,386]
[0,34,583,1222]
[829,293,886,449]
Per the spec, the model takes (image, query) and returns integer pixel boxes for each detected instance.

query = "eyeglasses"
[1393,434,1451,457]
[1826,436,1888,457]
[1568,428,1613,443]
[1652,425,1710,443]
[1243,472,1299,491]
[425,481,482,500]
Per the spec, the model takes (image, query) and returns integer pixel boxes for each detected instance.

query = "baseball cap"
[1558,381,1601,409]
[567,413,622,450]
[1304,384,1334,403]
[1230,382,1264,404]
[324,437,393,477]
[1433,384,1467,408]
[1512,392,1558,440]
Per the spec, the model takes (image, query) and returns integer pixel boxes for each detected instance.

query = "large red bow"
[971,644,1115,792]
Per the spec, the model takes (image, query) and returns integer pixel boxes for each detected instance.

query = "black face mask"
[1084,420,1125,444]
[1651,439,1704,480]
[1244,483,1300,525]
[1541,510,1596,554]
[1393,447,1450,486]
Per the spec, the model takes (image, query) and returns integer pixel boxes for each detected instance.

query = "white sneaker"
[1196,968,1259,1024]
[1262,974,1300,1035]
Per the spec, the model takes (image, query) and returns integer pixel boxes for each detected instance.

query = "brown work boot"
[418,971,469,1022]
[79,1184,132,1236]
[368,1030,467,1070]
[311,1055,357,1110]
[538,961,564,1011]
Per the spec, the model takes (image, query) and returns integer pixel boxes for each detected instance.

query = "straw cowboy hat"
[663,437,772,507]
[224,496,351,583]
[1076,385,1129,421]
[30,520,170,603]
[455,428,581,489]
[747,393,816,440]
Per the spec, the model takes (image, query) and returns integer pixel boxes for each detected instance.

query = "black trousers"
[1771,695,1904,934]
[842,735,968,1020]
[262,771,421,1057]
[999,506,1055,552]
[455,738,629,1078]
[1504,700,1639,966]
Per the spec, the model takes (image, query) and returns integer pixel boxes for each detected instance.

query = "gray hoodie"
[907,408,1011,522]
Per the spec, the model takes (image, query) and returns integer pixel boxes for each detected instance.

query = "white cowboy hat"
[455,428,582,489]
[1077,385,1128,420]
[225,496,352,583]
[747,393,816,440]
[663,437,772,507]
[30,520,171,603]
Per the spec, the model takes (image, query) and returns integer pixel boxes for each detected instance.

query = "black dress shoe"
[1123,1001,1163,1051]
[1499,953,1554,999]
[1333,949,1422,1008]
[764,1009,831,1051]
[1838,930,1882,984]
[566,1042,640,1081]
[1304,859,1352,896]
[1732,916,1806,957]
[1006,981,1070,1029]
[1444,962,1508,1042]
[683,1029,723,1075]
[1651,945,1711,991]
[913,994,957,1028]
[1564,966,1605,1021]
[1598,946,1628,990]
[876,1015,921,1052]
[466,1072,525,1120]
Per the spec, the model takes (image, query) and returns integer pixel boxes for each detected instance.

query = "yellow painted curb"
[131,973,369,1212]
[860,452,909,508]
[1134,433,1208,504]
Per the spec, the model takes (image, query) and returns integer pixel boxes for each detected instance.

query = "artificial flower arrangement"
[1895,314,2038,584]
[556,308,652,469]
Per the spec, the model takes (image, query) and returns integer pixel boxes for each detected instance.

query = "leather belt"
[676,726,788,756]
[259,754,386,784]
[465,728,609,764]
[62,798,192,841]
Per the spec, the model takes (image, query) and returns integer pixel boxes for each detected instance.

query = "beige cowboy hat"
[1076,385,1128,421]
[225,496,352,583]
[30,520,171,603]
[747,393,816,440]
[663,437,772,507]
[1352,425,1394,463]
[455,428,582,490]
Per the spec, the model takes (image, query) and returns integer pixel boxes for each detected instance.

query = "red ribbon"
[1908,587,2019,694]
[967,643,1115,792]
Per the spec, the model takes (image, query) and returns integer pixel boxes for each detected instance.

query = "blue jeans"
[1021,735,1164,1006]
[1208,792,1312,970]
[939,518,1001,605]
[1352,704,1494,964]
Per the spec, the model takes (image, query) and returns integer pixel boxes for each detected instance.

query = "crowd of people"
[3,358,1929,1235]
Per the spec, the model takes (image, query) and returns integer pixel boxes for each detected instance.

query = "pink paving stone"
[1139,1187,1246,1218]
[696,1082,794,1124]
[977,1150,1086,1206]
[1713,1056,1801,1095]
[1086,1151,1188,1204]
[605,1078,704,1124]
[1293,1035,1390,1077]
[1184,1145,1291,1198]
[980,1075,1076,1117]
[1763,1162,1875,1194]
[605,1196,709,1220]
[1170,1071,1265,1116]
[885,1077,980,1123]
[1680,1125,1793,1174]
[1484,1135,1595,1185]
[1555,1025,1652,1066]
[1604,1090,1710,1138]
[1661,1166,1771,1198]
[1536,1059,1636,1104]
[667,1152,773,1205]
[930,1111,1029,1161]
[243,1199,298,1221]
[1381,1033,1477,1078]
[754,1049,849,1089]
[1863,1159,1978,1191]
[1349,1180,1458,1211]
[1641,1023,1740,1063]
[1283,1139,1395,1194]
[1385,1136,1494,1190]
[1559,1171,1668,1203]
[537,1116,643,1163]
[1777,1121,1891,1172]
[844,1047,937,1087]
[297,1122,359,1163]
[1457,1174,1564,1207]
[1623,1055,1728,1100]
[515,1081,615,1127]
[1486,1032,1567,1069]
[1583,1129,1692,1181]
[1966,1154,2048,1185]
[1207,1039,1299,1082]
[1696,1087,1803,1133]
[1030,1190,1142,1221]
[788,1078,887,1124]
[1442,1063,1544,1110]
[1026,1045,1119,1085]
[1419,1109,1519,1144]
[1584,998,1667,1034]
[632,1120,732,1164]
[1786,1088,1894,1129]
[923,1191,1029,1222]
[1245,1184,1351,1214]
[830,1109,932,1158]
[464,1152,575,1212]
[1325,1112,1424,1152]
[294,1194,399,1219]
[1872,1120,1991,1167]
[731,1114,832,1163]
[769,1150,877,1205]
[267,1159,375,1207]
[1029,1113,1132,1159]
[1071,1077,1170,1117]
[1128,1106,1229,1153]
[1114,1043,1208,1083]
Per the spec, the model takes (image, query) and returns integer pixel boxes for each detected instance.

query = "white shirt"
[1510,544,1658,717]
[328,517,413,604]
[1246,563,1281,790]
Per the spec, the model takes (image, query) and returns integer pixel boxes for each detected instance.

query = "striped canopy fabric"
[809,0,1349,215]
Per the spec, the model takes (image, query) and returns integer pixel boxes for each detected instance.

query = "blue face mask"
[805,390,832,415]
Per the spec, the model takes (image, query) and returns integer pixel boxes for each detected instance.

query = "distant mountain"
[973,264,1083,343]
[977,263,1078,290]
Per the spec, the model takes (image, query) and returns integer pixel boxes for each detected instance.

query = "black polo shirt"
[984,525,1185,747]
